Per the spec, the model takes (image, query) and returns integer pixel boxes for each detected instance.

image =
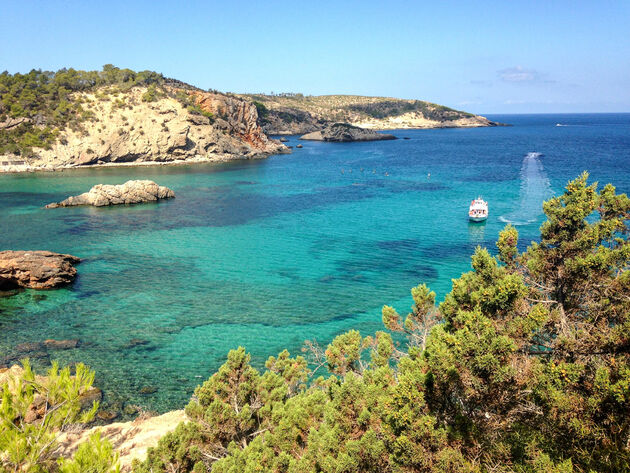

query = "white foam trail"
[499,152,552,226]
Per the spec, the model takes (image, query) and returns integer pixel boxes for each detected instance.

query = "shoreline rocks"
[0,250,80,290]
[300,123,397,142]
[58,409,187,471]
[46,180,175,208]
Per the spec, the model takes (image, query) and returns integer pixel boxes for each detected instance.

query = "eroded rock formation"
[0,251,80,290]
[46,180,175,208]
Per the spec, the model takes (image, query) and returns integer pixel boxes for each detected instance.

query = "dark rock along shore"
[300,123,397,142]
[0,250,80,290]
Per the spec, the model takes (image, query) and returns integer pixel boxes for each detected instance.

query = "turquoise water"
[1,113,629,413]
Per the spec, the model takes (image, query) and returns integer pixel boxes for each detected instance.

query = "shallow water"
[1,113,629,413]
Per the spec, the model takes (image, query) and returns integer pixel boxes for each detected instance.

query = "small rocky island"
[0,251,80,290]
[300,123,396,142]
[46,180,175,208]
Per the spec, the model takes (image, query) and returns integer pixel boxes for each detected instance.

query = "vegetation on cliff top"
[240,93,478,128]
[0,65,214,158]
[2,173,628,472]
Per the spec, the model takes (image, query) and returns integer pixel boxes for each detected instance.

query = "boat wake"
[499,152,552,226]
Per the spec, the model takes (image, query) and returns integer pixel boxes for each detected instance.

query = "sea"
[1,113,629,413]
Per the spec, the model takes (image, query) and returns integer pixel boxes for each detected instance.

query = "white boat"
[469,197,488,222]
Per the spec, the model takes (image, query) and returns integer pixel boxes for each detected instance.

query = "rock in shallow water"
[300,123,396,142]
[44,339,80,350]
[0,250,80,290]
[45,180,175,208]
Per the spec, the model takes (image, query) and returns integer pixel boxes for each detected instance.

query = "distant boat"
[469,197,488,222]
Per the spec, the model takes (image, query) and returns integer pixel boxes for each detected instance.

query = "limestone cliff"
[240,94,503,134]
[0,87,286,173]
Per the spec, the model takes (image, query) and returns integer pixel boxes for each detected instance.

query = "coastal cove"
[1,113,629,414]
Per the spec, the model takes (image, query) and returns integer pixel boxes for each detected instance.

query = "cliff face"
[192,92,271,149]
[240,94,502,134]
[0,88,286,173]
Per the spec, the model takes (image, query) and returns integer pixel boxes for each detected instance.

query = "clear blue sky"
[2,0,629,114]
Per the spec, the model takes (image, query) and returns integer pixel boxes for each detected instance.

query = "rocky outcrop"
[300,123,397,142]
[0,87,287,173]
[192,91,274,149]
[46,180,175,208]
[0,251,80,290]
[58,409,187,472]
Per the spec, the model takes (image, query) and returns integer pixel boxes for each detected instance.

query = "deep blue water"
[1,113,629,413]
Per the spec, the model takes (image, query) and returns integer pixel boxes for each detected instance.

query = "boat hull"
[469,215,488,222]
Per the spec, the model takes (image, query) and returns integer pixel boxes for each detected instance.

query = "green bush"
[58,432,120,473]
[186,104,214,121]
[0,360,104,472]
[141,84,164,103]
[0,65,165,156]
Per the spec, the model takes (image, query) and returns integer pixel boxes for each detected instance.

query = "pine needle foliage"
[0,360,116,472]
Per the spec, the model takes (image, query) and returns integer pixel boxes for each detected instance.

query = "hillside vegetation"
[239,93,498,134]
[0,65,172,156]
[0,66,283,171]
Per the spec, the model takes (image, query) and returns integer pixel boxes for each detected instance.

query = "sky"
[1,0,629,114]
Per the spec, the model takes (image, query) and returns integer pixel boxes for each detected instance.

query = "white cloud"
[498,66,554,84]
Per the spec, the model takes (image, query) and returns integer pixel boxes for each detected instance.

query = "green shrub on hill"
[0,65,167,156]
[131,173,629,473]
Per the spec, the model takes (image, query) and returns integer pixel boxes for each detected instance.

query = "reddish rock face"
[191,91,271,150]
[0,251,80,290]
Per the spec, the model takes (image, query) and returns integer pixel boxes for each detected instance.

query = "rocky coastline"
[0,86,287,174]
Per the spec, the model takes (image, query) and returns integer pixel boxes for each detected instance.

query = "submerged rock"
[46,180,175,208]
[125,338,150,349]
[44,339,80,350]
[0,251,80,291]
[79,387,103,408]
[300,123,396,142]
[123,404,140,416]
[15,342,45,353]
[97,410,119,422]
[139,386,158,395]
